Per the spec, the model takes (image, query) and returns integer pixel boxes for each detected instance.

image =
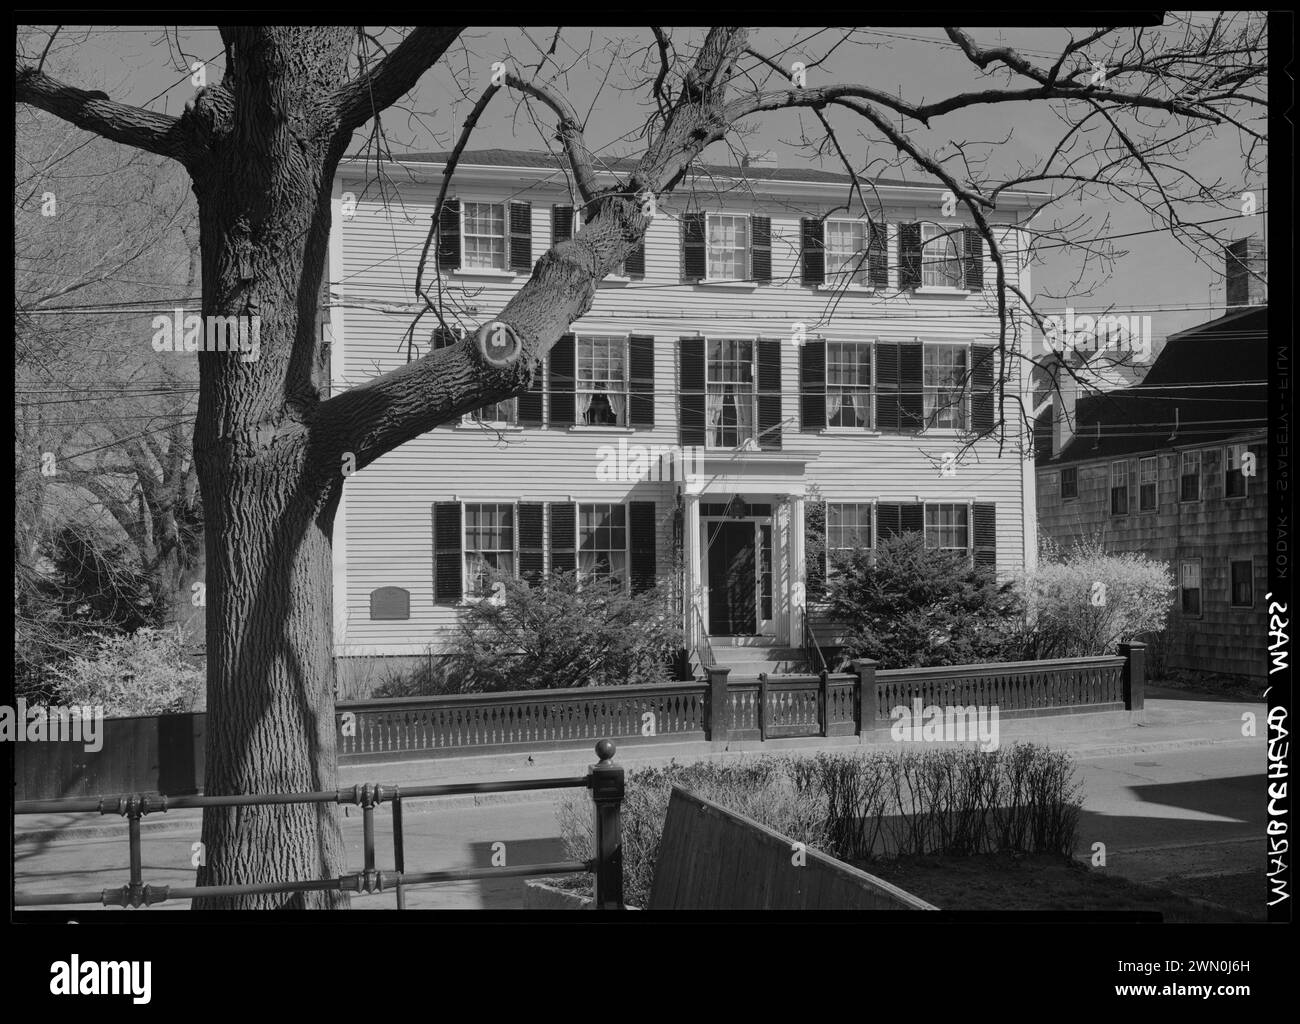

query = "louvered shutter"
[432,502,463,603]
[963,227,984,290]
[682,213,706,281]
[509,201,532,271]
[971,344,997,433]
[518,503,545,583]
[868,221,889,289]
[628,335,655,427]
[800,340,827,430]
[551,204,574,245]
[898,222,922,290]
[800,217,825,285]
[549,503,576,576]
[751,215,772,282]
[549,334,576,427]
[629,501,657,593]
[876,343,900,432]
[973,503,996,571]
[900,343,925,433]
[679,337,706,447]
[757,338,783,450]
[437,199,461,270]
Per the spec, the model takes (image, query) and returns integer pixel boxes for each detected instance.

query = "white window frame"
[1180,450,1202,503]
[705,337,758,450]
[577,502,629,588]
[826,502,874,575]
[1180,558,1202,617]
[1230,557,1254,608]
[921,222,964,289]
[1061,466,1078,501]
[1139,456,1158,512]
[823,218,872,288]
[826,341,874,429]
[1110,460,1129,515]
[460,201,508,272]
[1225,443,1250,499]
[573,333,630,428]
[463,502,516,599]
[923,342,970,431]
[924,502,971,558]
[705,212,751,282]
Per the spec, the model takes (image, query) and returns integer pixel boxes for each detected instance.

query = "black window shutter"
[432,502,463,603]
[369,587,410,621]
[437,199,461,270]
[432,325,459,350]
[898,222,922,290]
[628,335,655,427]
[679,336,706,447]
[800,339,827,430]
[518,503,545,583]
[971,344,996,433]
[900,343,925,433]
[868,221,889,289]
[549,503,576,576]
[629,501,657,593]
[973,503,997,570]
[900,503,924,535]
[963,228,984,290]
[877,503,902,541]
[805,500,827,600]
[801,217,824,286]
[751,215,772,282]
[548,334,576,426]
[551,204,573,245]
[757,338,783,450]
[682,213,706,281]
[518,354,545,425]
[624,240,646,278]
[876,343,900,432]
[509,201,532,272]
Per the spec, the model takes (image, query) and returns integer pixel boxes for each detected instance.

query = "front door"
[707,521,757,635]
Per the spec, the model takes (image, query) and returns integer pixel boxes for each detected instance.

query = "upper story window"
[924,344,968,430]
[464,503,514,596]
[825,220,868,286]
[921,223,964,288]
[1061,466,1078,500]
[462,202,507,270]
[1180,450,1202,502]
[472,397,518,426]
[827,342,873,428]
[577,335,628,426]
[707,214,750,280]
[706,338,756,448]
[1139,456,1158,511]
[1110,460,1129,515]
[1225,443,1249,498]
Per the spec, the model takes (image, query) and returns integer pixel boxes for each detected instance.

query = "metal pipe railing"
[14,741,625,911]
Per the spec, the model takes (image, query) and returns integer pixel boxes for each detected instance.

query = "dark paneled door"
[707,521,757,635]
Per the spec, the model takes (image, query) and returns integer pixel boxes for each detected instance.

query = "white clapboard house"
[328,149,1042,691]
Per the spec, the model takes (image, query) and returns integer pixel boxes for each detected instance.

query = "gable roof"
[1037,305,1267,466]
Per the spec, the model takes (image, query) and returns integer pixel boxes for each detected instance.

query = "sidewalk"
[13,690,1260,845]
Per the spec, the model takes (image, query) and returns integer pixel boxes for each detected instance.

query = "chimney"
[1225,236,1267,308]
[1052,370,1078,458]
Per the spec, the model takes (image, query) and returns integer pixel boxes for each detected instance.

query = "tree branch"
[330,26,465,134]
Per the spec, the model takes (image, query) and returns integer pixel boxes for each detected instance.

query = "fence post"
[589,740,625,910]
[758,672,769,742]
[1120,641,1146,714]
[852,659,878,738]
[819,670,830,737]
[707,665,731,745]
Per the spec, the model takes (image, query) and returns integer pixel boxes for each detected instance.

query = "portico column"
[683,492,703,649]
[788,495,805,647]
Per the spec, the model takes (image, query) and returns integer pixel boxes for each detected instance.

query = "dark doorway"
[707,521,756,635]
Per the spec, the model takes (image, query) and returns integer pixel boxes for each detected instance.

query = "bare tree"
[15,21,1265,908]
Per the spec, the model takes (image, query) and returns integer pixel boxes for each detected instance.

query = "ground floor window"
[579,503,627,583]
[925,503,969,552]
[1180,559,1201,615]
[465,503,514,596]
[1230,559,1253,607]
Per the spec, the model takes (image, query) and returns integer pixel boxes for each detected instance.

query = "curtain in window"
[851,389,870,426]
[827,389,844,422]
[576,390,593,422]
[607,392,627,423]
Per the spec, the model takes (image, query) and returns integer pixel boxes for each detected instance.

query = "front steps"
[705,637,811,677]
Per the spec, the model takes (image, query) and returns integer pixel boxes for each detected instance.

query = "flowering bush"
[44,626,204,716]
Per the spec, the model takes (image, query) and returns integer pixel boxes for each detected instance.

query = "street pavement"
[13,684,1267,914]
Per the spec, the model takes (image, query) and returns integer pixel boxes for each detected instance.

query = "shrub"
[825,532,1025,669]
[1023,536,1175,658]
[555,744,1081,906]
[444,572,682,691]
[42,625,204,716]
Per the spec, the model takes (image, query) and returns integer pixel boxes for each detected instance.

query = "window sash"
[1061,467,1078,499]
[462,202,506,270]
[1225,444,1248,497]
[472,397,518,424]
[827,502,873,555]
[578,503,627,582]
[577,334,629,425]
[706,337,757,448]
[1230,560,1253,606]
[1139,457,1157,511]
[706,214,750,280]
[924,503,969,551]
[826,342,873,428]
[1180,560,1202,615]
[924,344,968,429]
[465,503,515,595]
[1110,461,1129,514]
[824,220,868,286]
[921,223,963,288]
[1180,451,1201,501]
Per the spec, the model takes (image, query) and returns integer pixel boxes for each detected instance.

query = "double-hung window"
[464,503,514,596]
[827,503,873,573]
[707,214,750,280]
[1061,466,1078,500]
[706,338,757,448]
[578,503,627,584]
[462,202,507,270]
[1231,559,1254,607]
[1225,443,1249,498]
[923,344,968,430]
[1139,457,1158,512]
[1180,560,1201,615]
[824,219,868,286]
[1110,461,1129,515]
[827,342,873,428]
[577,335,628,426]
[1180,451,1202,502]
[921,223,964,288]
[925,503,969,553]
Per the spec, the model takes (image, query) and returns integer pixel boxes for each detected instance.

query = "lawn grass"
[862,852,1261,921]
